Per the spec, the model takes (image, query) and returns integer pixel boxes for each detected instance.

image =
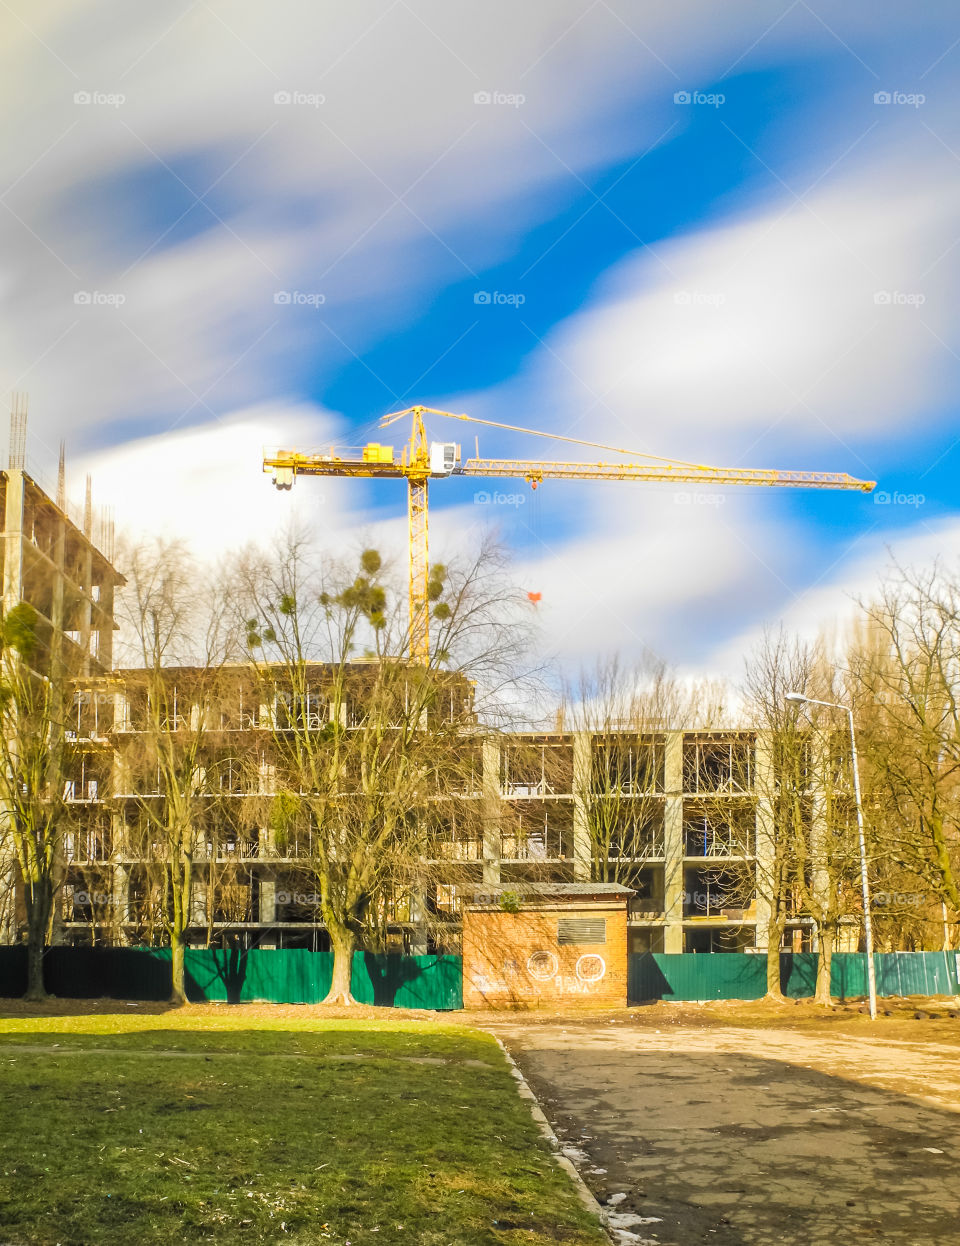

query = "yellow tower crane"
[264,405,875,664]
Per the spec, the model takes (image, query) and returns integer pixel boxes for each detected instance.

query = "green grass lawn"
[0,1010,605,1246]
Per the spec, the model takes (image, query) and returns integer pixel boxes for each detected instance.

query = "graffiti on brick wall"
[468,948,607,996]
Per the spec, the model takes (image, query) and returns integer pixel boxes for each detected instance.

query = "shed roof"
[465,882,634,899]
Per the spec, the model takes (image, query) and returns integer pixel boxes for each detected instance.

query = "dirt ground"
[489,1001,960,1246]
[0,997,452,1023]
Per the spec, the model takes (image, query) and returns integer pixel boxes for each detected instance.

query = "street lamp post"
[785,692,878,1020]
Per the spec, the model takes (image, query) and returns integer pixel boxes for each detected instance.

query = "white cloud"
[3,1,953,449]
[429,151,960,680]
[72,401,345,557]
[707,513,960,686]
[508,169,960,470]
[459,486,799,665]
[0,1,679,444]
[5,1,960,685]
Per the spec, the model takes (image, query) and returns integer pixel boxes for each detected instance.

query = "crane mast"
[406,407,430,666]
[265,405,876,664]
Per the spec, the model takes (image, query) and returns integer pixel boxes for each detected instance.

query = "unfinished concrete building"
[0,417,854,959]
[47,690,843,955]
[0,405,122,944]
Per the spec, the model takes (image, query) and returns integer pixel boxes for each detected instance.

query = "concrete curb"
[491,1034,616,1244]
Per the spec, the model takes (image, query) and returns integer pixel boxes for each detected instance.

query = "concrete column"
[190,878,206,927]
[754,729,775,950]
[0,477,21,938]
[50,515,66,671]
[0,462,19,940]
[481,737,501,887]
[98,578,115,669]
[258,759,276,863]
[2,469,25,613]
[113,742,133,799]
[258,757,276,796]
[112,863,130,930]
[110,795,128,944]
[407,892,429,953]
[663,730,685,954]
[259,876,276,923]
[572,731,592,881]
[78,548,93,676]
[50,896,67,946]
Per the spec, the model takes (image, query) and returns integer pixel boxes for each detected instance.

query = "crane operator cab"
[429,442,459,475]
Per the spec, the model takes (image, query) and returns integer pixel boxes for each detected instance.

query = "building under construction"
[0,408,870,959]
[47,696,852,955]
[45,696,792,955]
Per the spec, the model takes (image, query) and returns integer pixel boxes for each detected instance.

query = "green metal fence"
[3,945,957,1008]
[628,950,960,1002]
[0,946,463,1010]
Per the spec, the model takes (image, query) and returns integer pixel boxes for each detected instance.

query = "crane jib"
[264,456,874,491]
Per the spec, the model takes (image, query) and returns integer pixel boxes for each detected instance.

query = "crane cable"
[379,405,720,473]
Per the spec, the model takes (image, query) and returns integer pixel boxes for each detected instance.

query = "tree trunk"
[25,925,47,1001]
[814,926,834,1005]
[169,848,192,1004]
[23,879,52,1002]
[205,843,215,950]
[324,925,356,1005]
[765,921,785,1000]
[170,935,188,1004]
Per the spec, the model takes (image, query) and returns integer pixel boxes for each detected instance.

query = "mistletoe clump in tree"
[239,534,530,1004]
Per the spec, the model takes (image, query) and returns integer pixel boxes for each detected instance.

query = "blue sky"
[3,1,959,679]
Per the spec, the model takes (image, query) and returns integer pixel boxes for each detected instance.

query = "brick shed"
[461,883,633,1009]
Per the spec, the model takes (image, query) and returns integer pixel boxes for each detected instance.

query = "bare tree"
[115,538,236,1003]
[851,564,960,928]
[567,657,682,892]
[0,604,74,999]
[743,630,819,999]
[744,629,866,1002]
[789,718,862,1002]
[237,531,530,1004]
